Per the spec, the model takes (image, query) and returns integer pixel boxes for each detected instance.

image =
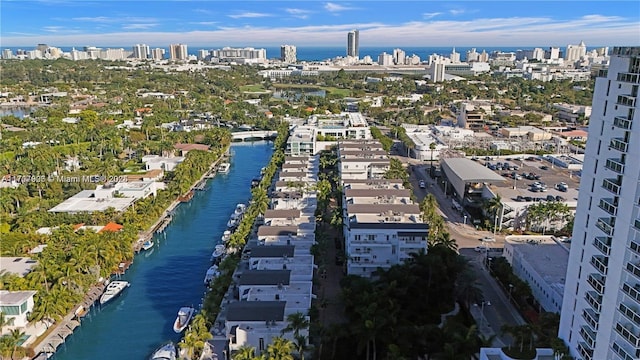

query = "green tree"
[266,336,294,360]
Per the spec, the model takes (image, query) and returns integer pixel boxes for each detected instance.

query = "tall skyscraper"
[151,48,165,60]
[169,43,188,61]
[393,48,406,65]
[280,45,297,63]
[132,44,150,59]
[558,46,640,360]
[566,41,587,62]
[347,29,359,58]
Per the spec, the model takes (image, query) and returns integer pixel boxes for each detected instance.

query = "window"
[259,338,265,351]
[354,235,361,241]
[367,234,375,241]
[603,100,608,116]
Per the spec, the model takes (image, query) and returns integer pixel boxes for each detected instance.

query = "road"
[400,154,526,346]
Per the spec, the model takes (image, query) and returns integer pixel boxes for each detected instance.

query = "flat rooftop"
[257,226,298,237]
[0,257,38,277]
[263,209,301,219]
[248,245,296,258]
[49,190,135,213]
[441,158,506,183]
[226,301,285,322]
[238,270,291,286]
[505,236,569,296]
[0,290,37,305]
[344,188,410,198]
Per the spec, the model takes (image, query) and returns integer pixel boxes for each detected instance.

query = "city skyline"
[1,1,638,47]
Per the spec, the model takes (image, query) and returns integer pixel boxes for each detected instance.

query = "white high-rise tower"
[558,46,640,360]
[280,45,297,63]
[132,44,150,59]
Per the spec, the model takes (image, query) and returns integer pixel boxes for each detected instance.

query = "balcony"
[580,325,597,348]
[612,341,635,360]
[617,95,637,107]
[635,219,640,231]
[615,322,640,347]
[630,241,640,256]
[593,236,612,256]
[619,302,640,326]
[598,198,619,216]
[610,138,629,153]
[617,72,640,83]
[596,217,616,236]
[605,158,626,174]
[627,262,640,280]
[613,116,633,130]
[585,290,603,312]
[587,273,606,294]
[577,342,594,360]
[602,178,622,195]
[622,283,640,305]
[582,308,600,330]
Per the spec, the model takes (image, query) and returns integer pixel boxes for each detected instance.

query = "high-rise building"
[558,46,640,360]
[566,41,587,62]
[169,43,188,61]
[347,29,359,58]
[2,49,13,60]
[280,45,297,63]
[548,47,561,60]
[378,52,393,66]
[132,44,150,59]
[430,56,447,82]
[450,47,460,63]
[393,48,405,65]
[151,48,165,60]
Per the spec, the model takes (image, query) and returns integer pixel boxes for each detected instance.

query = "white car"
[419,180,426,189]
[480,236,496,242]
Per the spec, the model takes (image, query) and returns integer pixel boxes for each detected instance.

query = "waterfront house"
[0,290,37,328]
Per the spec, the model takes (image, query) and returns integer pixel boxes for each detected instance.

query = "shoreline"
[28,145,231,358]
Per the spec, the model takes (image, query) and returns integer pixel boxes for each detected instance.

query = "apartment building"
[337,140,389,180]
[558,47,640,360]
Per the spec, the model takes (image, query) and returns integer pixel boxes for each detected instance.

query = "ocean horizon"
[1,45,609,62]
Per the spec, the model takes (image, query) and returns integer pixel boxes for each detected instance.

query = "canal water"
[52,141,273,360]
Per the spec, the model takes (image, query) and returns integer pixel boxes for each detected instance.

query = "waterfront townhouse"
[337,140,390,180]
[343,203,428,277]
[342,178,404,190]
[343,188,412,205]
[249,254,315,282]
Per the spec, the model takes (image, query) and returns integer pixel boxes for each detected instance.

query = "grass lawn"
[272,84,351,97]
[0,151,15,161]
[240,84,268,92]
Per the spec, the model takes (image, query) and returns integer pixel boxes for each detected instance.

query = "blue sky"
[1,1,639,47]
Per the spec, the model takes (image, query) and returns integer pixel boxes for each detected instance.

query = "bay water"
[52,141,273,360]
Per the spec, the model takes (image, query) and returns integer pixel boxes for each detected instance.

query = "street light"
[463,215,467,225]
[475,300,491,327]
[508,284,514,303]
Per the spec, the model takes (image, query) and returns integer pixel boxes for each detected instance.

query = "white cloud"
[7,15,636,48]
[122,23,158,30]
[72,16,114,23]
[285,8,311,19]
[189,21,217,26]
[423,12,442,19]
[228,12,271,19]
[324,2,356,12]
[449,9,465,16]
[193,9,214,15]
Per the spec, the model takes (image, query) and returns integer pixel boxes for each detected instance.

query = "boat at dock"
[217,163,231,173]
[234,203,247,216]
[149,342,177,360]
[210,245,226,263]
[173,306,195,333]
[142,240,154,251]
[99,281,130,305]
[204,265,220,285]
[221,230,232,243]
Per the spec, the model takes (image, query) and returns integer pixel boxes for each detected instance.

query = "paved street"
[401,154,526,346]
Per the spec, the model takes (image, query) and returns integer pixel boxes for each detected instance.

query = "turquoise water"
[52,142,273,360]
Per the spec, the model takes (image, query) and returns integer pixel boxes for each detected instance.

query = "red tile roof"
[99,222,124,233]
[174,143,210,152]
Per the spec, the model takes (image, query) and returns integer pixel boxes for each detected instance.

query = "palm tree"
[233,345,261,360]
[483,194,502,234]
[293,335,309,360]
[281,312,309,339]
[8,328,25,360]
[265,336,294,360]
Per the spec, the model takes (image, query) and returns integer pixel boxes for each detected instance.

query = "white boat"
[204,265,220,285]
[234,203,247,216]
[227,215,240,229]
[99,280,130,305]
[221,230,232,243]
[149,342,177,360]
[217,163,231,173]
[142,239,154,251]
[173,306,195,333]
[210,245,226,262]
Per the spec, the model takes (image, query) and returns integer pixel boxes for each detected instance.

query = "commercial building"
[347,29,359,58]
[401,125,448,161]
[440,158,505,207]
[558,47,640,360]
[280,45,296,63]
[503,236,569,314]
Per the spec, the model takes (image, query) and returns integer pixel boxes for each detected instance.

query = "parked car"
[546,195,556,201]
[475,246,488,252]
[540,165,549,170]
[555,195,566,201]
[555,182,568,192]
[480,236,496,242]
[419,180,426,189]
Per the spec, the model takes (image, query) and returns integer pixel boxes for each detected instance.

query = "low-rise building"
[0,290,37,327]
[49,181,161,213]
[503,236,569,314]
[141,155,185,171]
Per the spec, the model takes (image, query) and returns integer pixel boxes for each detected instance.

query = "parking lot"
[478,155,581,205]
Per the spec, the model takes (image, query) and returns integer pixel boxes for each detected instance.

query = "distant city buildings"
[169,43,188,61]
[347,29,359,58]
[132,44,150,59]
[280,44,296,63]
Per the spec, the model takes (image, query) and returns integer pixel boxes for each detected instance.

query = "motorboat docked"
[221,230,232,243]
[251,177,261,188]
[217,163,231,173]
[227,213,241,229]
[173,306,195,333]
[204,265,220,285]
[142,239,154,251]
[210,244,226,262]
[99,280,130,305]
[234,203,247,216]
[149,342,177,360]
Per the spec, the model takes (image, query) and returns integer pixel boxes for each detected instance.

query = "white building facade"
[558,47,640,360]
